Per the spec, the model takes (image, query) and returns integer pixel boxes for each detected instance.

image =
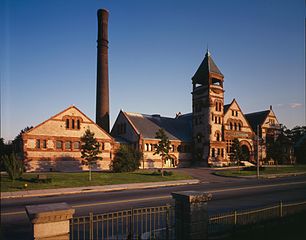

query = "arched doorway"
[239,140,253,162]
[241,145,250,161]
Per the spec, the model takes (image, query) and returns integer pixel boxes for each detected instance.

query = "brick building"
[22,106,114,172]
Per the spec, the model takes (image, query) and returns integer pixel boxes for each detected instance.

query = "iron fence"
[208,200,306,236]
[70,205,175,240]
[70,200,306,240]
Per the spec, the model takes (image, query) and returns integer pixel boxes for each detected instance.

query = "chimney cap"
[98,9,109,14]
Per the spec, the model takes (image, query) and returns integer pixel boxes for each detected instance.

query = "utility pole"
[257,124,260,179]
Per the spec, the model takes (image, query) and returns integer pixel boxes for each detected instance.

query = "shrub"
[2,153,25,181]
[163,170,173,176]
[110,145,143,172]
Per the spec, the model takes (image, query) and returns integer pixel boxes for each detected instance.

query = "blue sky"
[1,0,305,141]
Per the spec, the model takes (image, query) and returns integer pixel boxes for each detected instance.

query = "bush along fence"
[24,193,306,240]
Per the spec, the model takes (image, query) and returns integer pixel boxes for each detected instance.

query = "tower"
[96,9,110,132]
[191,50,226,165]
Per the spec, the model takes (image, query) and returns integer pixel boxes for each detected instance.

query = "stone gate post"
[25,202,75,240]
[172,191,212,240]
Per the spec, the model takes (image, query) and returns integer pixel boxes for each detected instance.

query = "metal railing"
[70,200,306,240]
[208,200,306,235]
[70,205,174,240]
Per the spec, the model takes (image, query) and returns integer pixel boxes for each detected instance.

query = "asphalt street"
[1,173,306,240]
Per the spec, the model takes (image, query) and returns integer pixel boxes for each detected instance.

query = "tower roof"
[192,50,223,85]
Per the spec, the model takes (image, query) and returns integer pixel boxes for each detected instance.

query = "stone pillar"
[25,202,75,240]
[172,191,212,240]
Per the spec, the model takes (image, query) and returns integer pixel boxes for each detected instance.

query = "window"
[215,102,218,111]
[177,145,181,152]
[212,148,215,157]
[221,149,224,157]
[217,148,220,156]
[215,116,217,123]
[211,114,214,121]
[232,110,234,116]
[65,141,71,150]
[72,119,75,129]
[218,117,221,124]
[100,142,105,151]
[236,111,238,117]
[36,139,40,149]
[73,142,80,149]
[66,119,69,129]
[216,133,220,141]
[42,140,47,149]
[238,123,241,131]
[230,122,233,130]
[56,141,63,149]
[234,123,237,130]
[77,120,80,129]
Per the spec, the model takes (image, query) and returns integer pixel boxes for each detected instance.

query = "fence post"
[172,191,212,240]
[89,212,93,240]
[280,201,283,217]
[234,211,237,225]
[25,202,75,240]
[166,204,170,240]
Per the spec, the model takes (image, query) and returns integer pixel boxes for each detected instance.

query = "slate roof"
[245,110,270,132]
[223,104,231,114]
[124,112,192,142]
[192,51,224,85]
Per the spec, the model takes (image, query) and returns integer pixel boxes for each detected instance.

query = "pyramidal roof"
[192,50,223,85]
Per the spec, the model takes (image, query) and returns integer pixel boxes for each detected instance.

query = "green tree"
[110,145,143,172]
[80,129,102,181]
[154,128,172,176]
[2,153,25,182]
[230,138,243,167]
[12,126,33,156]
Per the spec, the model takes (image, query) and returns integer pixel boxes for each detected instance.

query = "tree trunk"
[89,165,92,181]
[161,157,164,177]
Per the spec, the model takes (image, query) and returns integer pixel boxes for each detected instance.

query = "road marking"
[2,180,306,217]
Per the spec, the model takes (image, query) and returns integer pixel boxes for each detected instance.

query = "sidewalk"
[0,179,200,199]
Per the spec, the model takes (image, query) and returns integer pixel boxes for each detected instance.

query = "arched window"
[72,119,75,129]
[77,120,80,129]
[216,133,220,141]
[66,119,69,129]
[215,102,218,111]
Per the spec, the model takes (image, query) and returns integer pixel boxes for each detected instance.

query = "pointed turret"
[192,50,223,86]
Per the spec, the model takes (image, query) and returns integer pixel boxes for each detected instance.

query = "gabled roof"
[123,112,192,142]
[23,105,113,140]
[192,51,224,85]
[245,110,270,132]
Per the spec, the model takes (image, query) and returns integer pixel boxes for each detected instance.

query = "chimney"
[96,9,110,132]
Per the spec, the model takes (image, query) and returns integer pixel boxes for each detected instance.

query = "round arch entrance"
[239,140,253,162]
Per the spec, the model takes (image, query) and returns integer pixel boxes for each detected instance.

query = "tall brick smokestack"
[96,9,110,132]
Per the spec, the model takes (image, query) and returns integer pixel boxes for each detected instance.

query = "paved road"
[1,172,306,240]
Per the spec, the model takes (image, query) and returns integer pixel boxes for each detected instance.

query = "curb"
[213,171,306,179]
[0,179,200,199]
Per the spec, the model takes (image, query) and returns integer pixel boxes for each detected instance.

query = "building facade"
[22,106,114,172]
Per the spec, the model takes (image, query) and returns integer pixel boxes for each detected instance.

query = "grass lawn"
[0,170,193,192]
[214,165,306,177]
